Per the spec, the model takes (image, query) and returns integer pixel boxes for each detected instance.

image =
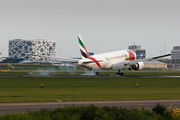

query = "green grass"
[0,77,180,102]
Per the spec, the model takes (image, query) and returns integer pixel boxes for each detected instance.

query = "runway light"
[136,83,139,87]
[41,84,43,88]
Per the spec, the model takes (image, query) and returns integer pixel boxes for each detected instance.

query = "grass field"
[0,77,180,103]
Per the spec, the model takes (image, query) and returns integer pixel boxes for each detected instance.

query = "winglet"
[78,34,89,59]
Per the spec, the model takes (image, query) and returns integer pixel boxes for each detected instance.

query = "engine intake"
[131,62,144,70]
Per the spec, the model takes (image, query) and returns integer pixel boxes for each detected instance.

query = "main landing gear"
[95,72,99,75]
[116,69,124,76]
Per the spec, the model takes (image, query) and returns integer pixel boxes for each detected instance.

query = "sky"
[0,0,179,58]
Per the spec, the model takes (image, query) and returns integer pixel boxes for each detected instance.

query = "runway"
[0,75,180,78]
[1,99,180,115]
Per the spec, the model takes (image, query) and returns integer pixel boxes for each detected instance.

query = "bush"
[79,105,99,120]
[0,104,178,120]
[152,103,167,116]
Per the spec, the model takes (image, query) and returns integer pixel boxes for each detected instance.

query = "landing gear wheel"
[120,72,124,76]
[95,72,99,75]
[116,72,124,76]
[116,72,120,76]
[116,69,124,76]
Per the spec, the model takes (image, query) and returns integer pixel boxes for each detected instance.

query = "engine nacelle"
[131,62,144,71]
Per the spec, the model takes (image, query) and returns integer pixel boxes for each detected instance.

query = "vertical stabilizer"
[78,34,89,59]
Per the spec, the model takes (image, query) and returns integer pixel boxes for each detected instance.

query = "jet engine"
[131,62,144,71]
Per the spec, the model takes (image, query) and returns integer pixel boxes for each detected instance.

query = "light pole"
[164,44,166,55]
[59,49,61,57]
[164,44,166,67]
[2,49,4,57]
[159,51,162,61]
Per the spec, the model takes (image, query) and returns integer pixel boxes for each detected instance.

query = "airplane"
[29,34,171,76]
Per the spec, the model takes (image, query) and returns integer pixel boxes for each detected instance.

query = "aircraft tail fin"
[78,34,89,59]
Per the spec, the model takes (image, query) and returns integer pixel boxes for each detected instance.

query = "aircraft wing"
[28,53,80,63]
[111,53,171,70]
[128,53,171,65]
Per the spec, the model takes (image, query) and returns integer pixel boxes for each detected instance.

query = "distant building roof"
[129,45,141,50]
[173,46,180,50]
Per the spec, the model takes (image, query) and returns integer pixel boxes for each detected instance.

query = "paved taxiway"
[1,75,180,78]
[1,99,180,115]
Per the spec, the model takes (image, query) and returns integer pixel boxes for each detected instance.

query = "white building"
[171,46,180,63]
[9,39,56,61]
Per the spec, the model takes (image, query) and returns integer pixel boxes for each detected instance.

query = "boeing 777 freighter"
[30,34,171,76]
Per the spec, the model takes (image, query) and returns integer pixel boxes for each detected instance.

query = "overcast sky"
[0,0,179,58]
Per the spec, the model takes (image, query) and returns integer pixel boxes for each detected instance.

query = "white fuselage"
[78,50,136,70]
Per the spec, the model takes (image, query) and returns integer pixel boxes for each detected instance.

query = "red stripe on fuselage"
[127,50,136,60]
[83,43,101,68]
[89,56,101,68]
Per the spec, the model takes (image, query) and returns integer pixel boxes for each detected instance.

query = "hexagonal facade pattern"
[9,39,56,61]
